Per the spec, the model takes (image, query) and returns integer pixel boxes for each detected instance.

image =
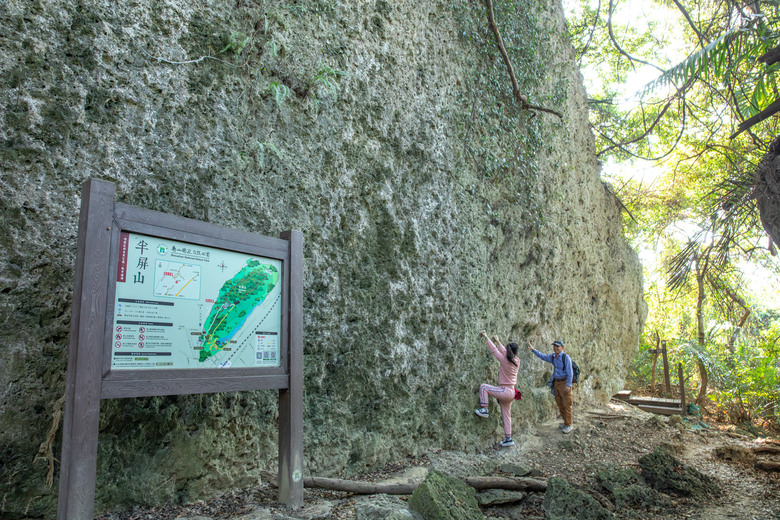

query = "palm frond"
[638,28,744,97]
[637,14,780,100]
[667,238,701,292]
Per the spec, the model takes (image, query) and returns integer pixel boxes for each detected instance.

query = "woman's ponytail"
[506,342,520,366]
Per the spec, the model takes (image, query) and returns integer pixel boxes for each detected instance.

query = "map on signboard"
[110,232,282,370]
[154,261,201,300]
[198,259,279,362]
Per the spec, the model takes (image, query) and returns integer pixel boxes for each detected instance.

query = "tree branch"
[669,0,705,48]
[577,0,602,63]
[607,0,665,73]
[596,92,677,157]
[484,0,563,119]
[758,44,780,67]
[729,98,780,139]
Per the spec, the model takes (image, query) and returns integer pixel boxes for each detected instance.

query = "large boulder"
[597,466,670,511]
[543,477,612,520]
[408,470,483,520]
[638,448,718,497]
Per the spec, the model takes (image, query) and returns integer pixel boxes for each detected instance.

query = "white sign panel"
[111,232,282,370]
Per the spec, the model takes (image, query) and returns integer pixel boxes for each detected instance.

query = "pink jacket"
[486,338,519,386]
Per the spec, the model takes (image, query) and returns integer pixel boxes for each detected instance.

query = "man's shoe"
[500,437,515,447]
[475,407,489,418]
[561,425,574,434]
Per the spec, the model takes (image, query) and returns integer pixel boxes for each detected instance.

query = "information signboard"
[111,232,282,370]
[57,179,303,519]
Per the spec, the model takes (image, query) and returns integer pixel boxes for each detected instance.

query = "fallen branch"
[587,413,629,420]
[753,446,780,455]
[755,461,780,472]
[462,476,547,492]
[304,478,416,495]
[304,475,547,495]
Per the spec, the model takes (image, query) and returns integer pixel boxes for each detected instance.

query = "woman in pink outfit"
[475,330,520,447]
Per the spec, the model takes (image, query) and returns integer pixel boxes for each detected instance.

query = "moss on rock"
[597,466,671,511]
[408,470,483,520]
[543,477,612,520]
[638,448,718,498]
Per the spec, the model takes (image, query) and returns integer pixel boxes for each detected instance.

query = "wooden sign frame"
[58,179,303,519]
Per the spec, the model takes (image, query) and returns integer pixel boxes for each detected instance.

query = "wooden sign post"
[650,334,660,394]
[661,340,671,396]
[58,179,304,519]
[678,363,687,417]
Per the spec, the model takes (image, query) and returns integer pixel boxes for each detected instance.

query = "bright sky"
[563,0,688,104]
[563,0,688,185]
[740,260,780,308]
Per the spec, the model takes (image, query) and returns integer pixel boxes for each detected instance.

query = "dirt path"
[96,401,780,520]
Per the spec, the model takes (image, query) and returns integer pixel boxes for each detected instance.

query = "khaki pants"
[554,380,573,426]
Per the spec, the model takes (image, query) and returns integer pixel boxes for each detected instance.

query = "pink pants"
[479,384,515,436]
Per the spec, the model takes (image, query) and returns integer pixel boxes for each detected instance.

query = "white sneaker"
[475,407,489,418]
[561,425,574,434]
[500,437,515,447]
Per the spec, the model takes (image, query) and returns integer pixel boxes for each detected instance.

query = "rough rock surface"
[0,0,645,516]
[597,466,671,511]
[638,448,718,498]
[354,494,422,520]
[542,477,612,520]
[408,470,483,520]
[475,489,526,506]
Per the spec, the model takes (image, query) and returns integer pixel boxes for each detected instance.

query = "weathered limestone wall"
[0,0,645,516]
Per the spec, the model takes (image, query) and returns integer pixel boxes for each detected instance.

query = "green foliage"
[570,1,780,427]
[566,1,780,162]
[713,345,779,424]
[640,18,780,120]
[308,62,346,103]
[628,306,780,427]
[221,31,250,55]
[268,81,290,107]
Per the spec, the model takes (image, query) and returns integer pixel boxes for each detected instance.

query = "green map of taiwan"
[198,260,279,362]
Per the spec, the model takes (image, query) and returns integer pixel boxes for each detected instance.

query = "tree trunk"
[303,476,548,494]
[651,331,660,394]
[755,135,780,248]
[727,308,751,356]
[695,261,708,405]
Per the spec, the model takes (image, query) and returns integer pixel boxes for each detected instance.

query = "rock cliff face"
[0,0,645,516]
